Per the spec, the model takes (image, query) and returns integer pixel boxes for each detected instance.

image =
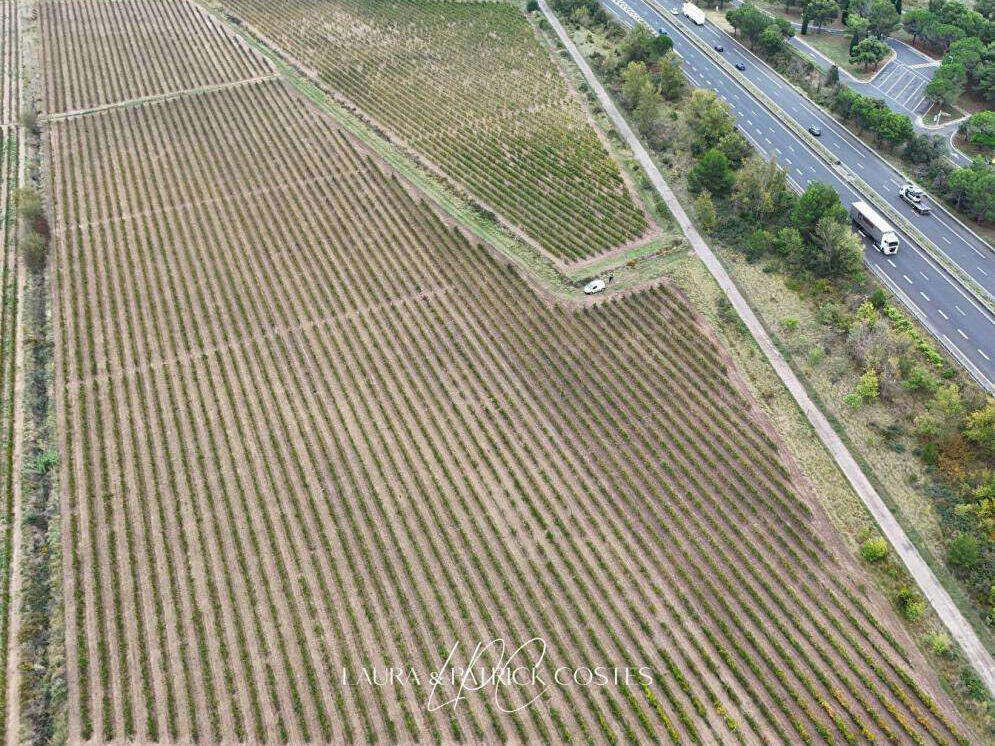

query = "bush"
[947,533,980,570]
[20,230,47,273]
[925,631,952,656]
[860,536,889,562]
[527,0,539,11]
[897,587,926,623]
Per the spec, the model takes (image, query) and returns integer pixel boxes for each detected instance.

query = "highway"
[601,0,995,389]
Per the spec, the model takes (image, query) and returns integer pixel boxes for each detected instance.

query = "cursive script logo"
[426,638,548,713]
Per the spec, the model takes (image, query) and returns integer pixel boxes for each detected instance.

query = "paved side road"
[539,0,995,699]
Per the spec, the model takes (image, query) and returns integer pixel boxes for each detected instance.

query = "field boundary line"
[3,0,28,742]
[540,0,995,701]
[42,73,279,121]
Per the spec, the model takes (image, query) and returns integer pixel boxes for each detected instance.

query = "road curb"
[650,3,995,317]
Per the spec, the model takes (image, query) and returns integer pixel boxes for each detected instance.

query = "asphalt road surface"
[603,0,995,389]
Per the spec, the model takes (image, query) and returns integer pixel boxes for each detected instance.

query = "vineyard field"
[45,74,973,744]
[217,0,651,262]
[38,0,271,113]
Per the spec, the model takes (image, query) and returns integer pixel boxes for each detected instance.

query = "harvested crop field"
[45,70,972,745]
[218,0,651,262]
[38,0,271,113]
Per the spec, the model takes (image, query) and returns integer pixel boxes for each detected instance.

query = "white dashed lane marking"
[903,274,913,284]
[938,309,949,320]
[918,271,929,280]
[920,291,930,302]
[981,350,992,361]
[958,328,969,340]
[886,258,896,268]
[956,305,966,316]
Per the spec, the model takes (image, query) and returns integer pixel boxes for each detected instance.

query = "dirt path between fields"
[539,0,995,701]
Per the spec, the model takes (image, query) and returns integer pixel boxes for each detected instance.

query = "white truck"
[850,201,899,255]
[682,2,705,25]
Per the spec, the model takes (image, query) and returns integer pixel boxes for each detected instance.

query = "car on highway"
[658,27,668,34]
[714,44,724,52]
[735,62,746,70]
[899,183,931,215]
[670,6,679,13]
[808,125,822,136]
[583,279,606,295]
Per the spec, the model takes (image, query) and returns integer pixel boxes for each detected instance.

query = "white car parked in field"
[583,279,606,295]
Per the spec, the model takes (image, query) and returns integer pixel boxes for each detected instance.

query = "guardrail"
[648,0,995,317]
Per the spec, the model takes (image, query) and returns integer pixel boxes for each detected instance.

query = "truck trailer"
[850,201,899,255]
[682,2,705,25]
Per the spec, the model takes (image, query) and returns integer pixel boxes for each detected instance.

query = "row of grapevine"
[218,0,651,262]
[45,76,971,744]
[38,0,271,113]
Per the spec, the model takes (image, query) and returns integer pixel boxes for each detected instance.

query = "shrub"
[925,632,952,656]
[21,230,47,273]
[859,536,888,562]
[897,587,926,623]
[947,533,980,570]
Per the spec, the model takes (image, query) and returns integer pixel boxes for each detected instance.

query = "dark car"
[659,27,668,34]
[735,62,746,70]
[808,125,822,137]
[714,44,724,52]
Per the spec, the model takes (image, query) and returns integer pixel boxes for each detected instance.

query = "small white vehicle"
[583,279,607,295]
[899,183,931,215]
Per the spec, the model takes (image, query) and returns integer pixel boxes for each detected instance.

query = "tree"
[694,190,718,232]
[773,226,805,260]
[827,63,841,86]
[946,36,985,79]
[813,214,864,278]
[618,23,659,65]
[758,23,789,55]
[689,148,735,196]
[685,89,735,149]
[717,130,752,167]
[804,0,841,31]
[947,533,980,569]
[946,161,995,221]
[733,154,792,220]
[792,181,847,236]
[904,132,946,163]
[902,8,933,43]
[850,37,890,68]
[726,3,771,46]
[847,13,870,47]
[876,110,914,146]
[634,84,662,135]
[925,60,966,107]
[964,401,995,455]
[977,0,995,20]
[621,61,653,108]
[656,51,686,100]
[965,110,995,149]
[526,0,539,11]
[866,0,899,36]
